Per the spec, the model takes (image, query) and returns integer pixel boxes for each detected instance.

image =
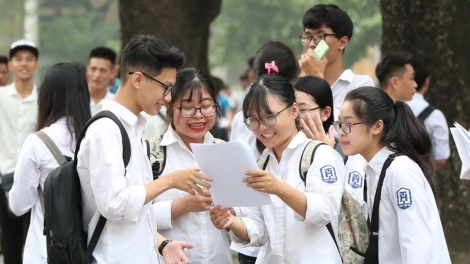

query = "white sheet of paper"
[190,139,272,208]
[450,126,470,180]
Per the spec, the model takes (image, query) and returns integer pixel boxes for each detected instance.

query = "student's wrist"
[158,239,172,255]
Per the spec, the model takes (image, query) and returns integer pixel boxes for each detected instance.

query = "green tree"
[381,0,470,262]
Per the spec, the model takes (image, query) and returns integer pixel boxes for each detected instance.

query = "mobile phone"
[312,40,329,60]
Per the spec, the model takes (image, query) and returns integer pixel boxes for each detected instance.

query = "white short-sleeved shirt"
[152,126,232,264]
[406,93,450,160]
[232,132,345,264]
[331,69,375,121]
[77,100,161,264]
[90,90,115,116]
[365,147,451,264]
[343,154,368,216]
[0,83,38,174]
[9,118,74,264]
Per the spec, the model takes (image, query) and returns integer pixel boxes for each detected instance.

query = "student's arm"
[389,163,432,263]
[9,134,42,216]
[429,110,450,171]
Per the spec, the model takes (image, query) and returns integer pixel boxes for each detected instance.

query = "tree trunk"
[381,0,470,262]
[119,0,222,74]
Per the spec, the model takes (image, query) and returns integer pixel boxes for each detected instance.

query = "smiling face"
[8,50,38,82]
[135,68,175,116]
[171,86,217,145]
[248,93,299,156]
[294,89,331,125]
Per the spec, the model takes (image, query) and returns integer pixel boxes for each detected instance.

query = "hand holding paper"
[190,139,272,207]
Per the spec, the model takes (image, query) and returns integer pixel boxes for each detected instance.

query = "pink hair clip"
[265,61,279,74]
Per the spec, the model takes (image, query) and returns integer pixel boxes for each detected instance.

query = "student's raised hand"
[300,111,335,147]
[162,168,212,196]
[161,240,193,264]
[244,170,282,195]
[209,205,233,229]
[182,189,213,212]
[298,49,328,78]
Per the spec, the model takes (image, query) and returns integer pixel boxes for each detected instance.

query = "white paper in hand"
[190,139,272,207]
[450,123,470,180]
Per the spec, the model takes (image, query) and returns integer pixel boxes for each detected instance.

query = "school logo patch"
[348,172,362,189]
[320,165,337,184]
[396,188,412,209]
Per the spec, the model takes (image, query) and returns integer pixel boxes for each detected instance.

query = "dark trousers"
[238,252,257,264]
[0,187,30,264]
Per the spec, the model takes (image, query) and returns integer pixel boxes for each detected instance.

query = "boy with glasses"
[77,35,212,264]
[298,4,374,121]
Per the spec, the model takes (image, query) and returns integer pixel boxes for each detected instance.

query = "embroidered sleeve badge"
[396,188,412,209]
[320,165,337,184]
[347,171,362,189]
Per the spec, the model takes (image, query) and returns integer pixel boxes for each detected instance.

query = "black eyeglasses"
[333,121,365,134]
[298,106,321,115]
[299,33,338,46]
[244,105,291,131]
[173,104,218,118]
[128,72,174,96]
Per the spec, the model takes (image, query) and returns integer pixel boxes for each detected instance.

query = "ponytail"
[388,101,436,198]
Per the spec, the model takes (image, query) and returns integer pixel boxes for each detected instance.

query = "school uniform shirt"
[90,90,115,116]
[231,132,345,264]
[0,83,38,174]
[153,125,232,264]
[344,154,368,216]
[331,69,375,122]
[364,147,451,264]
[406,93,450,160]
[9,118,74,264]
[77,100,161,264]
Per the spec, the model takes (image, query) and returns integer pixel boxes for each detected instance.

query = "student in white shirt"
[336,87,451,264]
[406,56,450,171]
[211,74,345,264]
[77,35,212,264]
[293,76,367,207]
[298,4,374,121]
[87,47,117,116]
[152,68,232,263]
[228,41,299,264]
[0,39,39,264]
[9,63,91,264]
[0,56,9,86]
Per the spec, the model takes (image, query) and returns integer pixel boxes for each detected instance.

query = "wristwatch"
[158,239,172,255]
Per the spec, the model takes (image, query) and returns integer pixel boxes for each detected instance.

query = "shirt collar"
[335,69,354,84]
[264,131,306,157]
[161,125,215,150]
[7,83,38,101]
[102,100,146,128]
[365,146,394,177]
[412,93,424,101]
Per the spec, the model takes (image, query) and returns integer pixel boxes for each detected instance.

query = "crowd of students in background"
[0,3,452,264]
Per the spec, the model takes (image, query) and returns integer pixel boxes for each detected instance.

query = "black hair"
[252,41,299,82]
[345,87,436,198]
[375,52,414,89]
[293,76,334,132]
[167,68,222,129]
[37,62,91,151]
[89,47,116,68]
[248,57,254,68]
[411,55,430,92]
[0,56,8,65]
[243,74,297,153]
[302,4,353,41]
[120,34,186,84]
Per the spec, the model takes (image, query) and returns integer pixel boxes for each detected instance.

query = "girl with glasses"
[337,87,450,263]
[151,68,233,263]
[210,74,345,264]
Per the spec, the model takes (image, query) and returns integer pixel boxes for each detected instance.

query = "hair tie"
[265,61,279,74]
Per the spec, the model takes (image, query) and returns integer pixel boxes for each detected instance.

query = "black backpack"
[43,111,131,264]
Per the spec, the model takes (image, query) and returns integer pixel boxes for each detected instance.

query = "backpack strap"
[417,105,435,123]
[147,135,166,180]
[364,152,404,263]
[257,154,270,170]
[34,131,68,216]
[72,110,131,262]
[298,141,342,261]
